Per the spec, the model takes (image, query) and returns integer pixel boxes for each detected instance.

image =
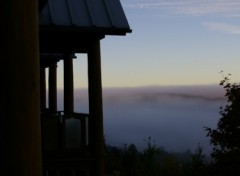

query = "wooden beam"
[88,39,104,176]
[0,0,42,175]
[64,54,74,115]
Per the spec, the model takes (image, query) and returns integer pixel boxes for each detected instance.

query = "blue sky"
[52,0,239,154]
[57,0,240,88]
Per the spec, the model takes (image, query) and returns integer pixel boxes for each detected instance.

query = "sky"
[51,0,240,154]
[57,0,240,88]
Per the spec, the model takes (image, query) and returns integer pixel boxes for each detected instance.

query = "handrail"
[41,110,89,119]
[63,112,89,119]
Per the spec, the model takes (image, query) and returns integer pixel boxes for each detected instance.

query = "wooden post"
[0,0,42,175]
[64,54,74,115]
[88,39,104,176]
[49,61,57,112]
[81,117,87,148]
[63,54,74,150]
[40,65,46,112]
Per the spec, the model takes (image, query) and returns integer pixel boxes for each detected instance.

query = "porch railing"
[41,111,92,176]
[41,111,89,151]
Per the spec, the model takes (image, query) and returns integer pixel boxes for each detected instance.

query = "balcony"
[41,111,94,176]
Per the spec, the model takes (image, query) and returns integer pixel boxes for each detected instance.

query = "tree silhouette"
[190,144,206,176]
[123,144,139,176]
[140,137,161,176]
[205,74,240,175]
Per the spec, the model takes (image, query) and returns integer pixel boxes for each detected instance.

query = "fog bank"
[56,85,226,155]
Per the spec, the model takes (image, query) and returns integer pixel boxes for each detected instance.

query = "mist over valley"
[55,85,225,155]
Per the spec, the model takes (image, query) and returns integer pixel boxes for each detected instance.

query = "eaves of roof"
[39,0,132,36]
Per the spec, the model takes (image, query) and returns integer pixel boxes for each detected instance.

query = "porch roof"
[39,0,132,36]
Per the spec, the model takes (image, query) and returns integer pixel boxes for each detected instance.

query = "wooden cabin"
[1,0,130,176]
[39,0,131,176]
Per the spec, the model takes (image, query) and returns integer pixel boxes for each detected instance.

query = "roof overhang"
[39,0,132,53]
[40,25,132,36]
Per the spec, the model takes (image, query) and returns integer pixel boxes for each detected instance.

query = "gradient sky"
[51,0,240,154]
[56,0,240,88]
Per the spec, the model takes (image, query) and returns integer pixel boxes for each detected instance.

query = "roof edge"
[39,25,132,36]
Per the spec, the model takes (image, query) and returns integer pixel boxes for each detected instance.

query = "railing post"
[81,117,87,148]
[40,65,46,111]
[49,61,58,112]
[60,111,66,150]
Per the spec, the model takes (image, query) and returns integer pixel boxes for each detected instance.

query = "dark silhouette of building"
[1,0,131,176]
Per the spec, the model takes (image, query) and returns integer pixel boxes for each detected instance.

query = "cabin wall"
[0,1,42,175]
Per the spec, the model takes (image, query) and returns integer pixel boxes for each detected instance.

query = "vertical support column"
[63,54,74,149]
[88,39,104,176]
[40,65,46,112]
[49,61,57,112]
[0,0,42,176]
[64,54,74,115]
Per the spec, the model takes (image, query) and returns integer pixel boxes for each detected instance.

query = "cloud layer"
[122,0,240,17]
[202,22,240,34]
[65,85,226,155]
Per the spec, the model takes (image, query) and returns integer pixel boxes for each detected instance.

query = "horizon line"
[55,83,221,90]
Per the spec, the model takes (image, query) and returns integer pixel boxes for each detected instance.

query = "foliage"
[123,144,139,176]
[105,137,208,176]
[205,74,240,175]
[190,144,206,176]
[140,137,164,176]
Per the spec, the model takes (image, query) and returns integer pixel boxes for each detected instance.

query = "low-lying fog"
[57,85,226,155]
